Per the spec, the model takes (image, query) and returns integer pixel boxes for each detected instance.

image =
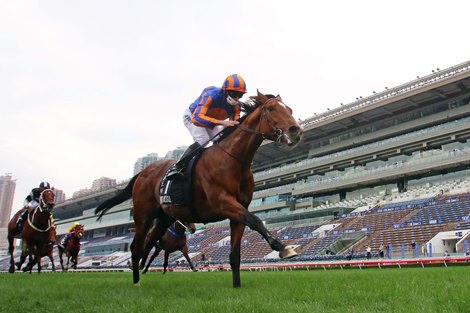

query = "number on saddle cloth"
[160,157,198,206]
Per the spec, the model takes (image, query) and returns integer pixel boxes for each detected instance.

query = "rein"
[237,98,287,143]
[214,144,247,165]
[27,208,52,232]
[27,189,54,233]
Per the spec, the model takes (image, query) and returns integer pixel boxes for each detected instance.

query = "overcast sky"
[2,0,470,216]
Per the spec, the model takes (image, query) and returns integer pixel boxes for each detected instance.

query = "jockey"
[59,222,81,249]
[15,181,52,231]
[167,74,247,180]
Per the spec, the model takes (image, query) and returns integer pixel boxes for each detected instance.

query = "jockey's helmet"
[39,181,51,189]
[222,74,247,94]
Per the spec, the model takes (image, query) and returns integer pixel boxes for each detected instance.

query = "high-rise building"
[54,188,66,205]
[133,153,162,175]
[0,174,16,228]
[165,146,187,160]
[91,177,117,192]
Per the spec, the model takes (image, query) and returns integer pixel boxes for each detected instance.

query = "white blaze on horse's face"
[278,101,288,109]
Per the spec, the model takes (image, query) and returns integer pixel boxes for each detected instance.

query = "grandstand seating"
[2,189,468,272]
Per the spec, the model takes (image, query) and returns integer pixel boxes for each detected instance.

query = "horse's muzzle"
[284,125,303,147]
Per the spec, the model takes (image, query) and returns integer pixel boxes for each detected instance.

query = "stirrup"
[166,165,185,180]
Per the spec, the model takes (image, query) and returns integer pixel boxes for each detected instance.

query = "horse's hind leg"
[140,238,156,270]
[8,236,16,273]
[131,212,170,285]
[181,247,197,272]
[143,246,162,274]
[163,252,169,274]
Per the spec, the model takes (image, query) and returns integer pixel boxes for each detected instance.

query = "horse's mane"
[213,94,278,143]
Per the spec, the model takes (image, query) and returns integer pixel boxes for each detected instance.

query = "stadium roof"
[253,60,470,171]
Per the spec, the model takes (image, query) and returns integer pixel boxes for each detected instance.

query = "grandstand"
[3,60,470,271]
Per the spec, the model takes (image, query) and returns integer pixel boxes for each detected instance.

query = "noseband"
[237,98,289,143]
[38,189,54,212]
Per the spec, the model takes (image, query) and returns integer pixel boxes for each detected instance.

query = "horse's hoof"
[8,266,15,274]
[134,282,141,287]
[279,246,297,259]
[192,269,198,272]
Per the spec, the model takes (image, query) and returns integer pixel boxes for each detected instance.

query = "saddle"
[160,156,200,206]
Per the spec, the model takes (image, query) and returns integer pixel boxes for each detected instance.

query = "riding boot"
[15,210,28,232]
[166,142,202,180]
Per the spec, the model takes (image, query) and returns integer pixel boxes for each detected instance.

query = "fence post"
[429,242,433,257]
[401,244,405,259]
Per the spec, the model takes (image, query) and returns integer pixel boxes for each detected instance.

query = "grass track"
[0,266,468,313]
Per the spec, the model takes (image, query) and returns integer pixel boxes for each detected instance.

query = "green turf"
[0,266,468,313]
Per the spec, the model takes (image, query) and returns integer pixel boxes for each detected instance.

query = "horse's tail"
[94,173,139,221]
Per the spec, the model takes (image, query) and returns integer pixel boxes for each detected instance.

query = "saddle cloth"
[159,157,198,206]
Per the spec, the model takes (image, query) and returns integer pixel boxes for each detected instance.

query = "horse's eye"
[267,106,274,112]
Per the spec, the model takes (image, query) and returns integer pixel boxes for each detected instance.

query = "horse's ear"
[256,89,267,102]
[276,94,282,101]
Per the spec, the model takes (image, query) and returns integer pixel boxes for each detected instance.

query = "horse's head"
[73,224,85,239]
[245,90,303,148]
[39,189,55,212]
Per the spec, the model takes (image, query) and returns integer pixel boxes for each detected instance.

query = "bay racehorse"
[95,90,303,287]
[58,224,85,271]
[7,188,56,273]
[141,220,197,274]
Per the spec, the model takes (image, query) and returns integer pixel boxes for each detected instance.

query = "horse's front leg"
[58,250,65,271]
[229,221,244,288]
[240,210,296,259]
[36,250,42,274]
[49,255,56,272]
[15,253,26,270]
[229,203,297,259]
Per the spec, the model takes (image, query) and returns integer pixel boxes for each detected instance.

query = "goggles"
[227,91,244,99]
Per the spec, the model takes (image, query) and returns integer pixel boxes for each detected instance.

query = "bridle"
[27,189,55,233]
[237,98,290,144]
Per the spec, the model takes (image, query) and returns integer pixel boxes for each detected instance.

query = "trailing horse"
[141,220,197,274]
[96,91,303,287]
[7,189,56,273]
[58,224,85,271]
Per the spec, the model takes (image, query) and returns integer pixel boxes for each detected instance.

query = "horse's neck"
[71,235,80,244]
[219,112,264,165]
[30,209,50,228]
